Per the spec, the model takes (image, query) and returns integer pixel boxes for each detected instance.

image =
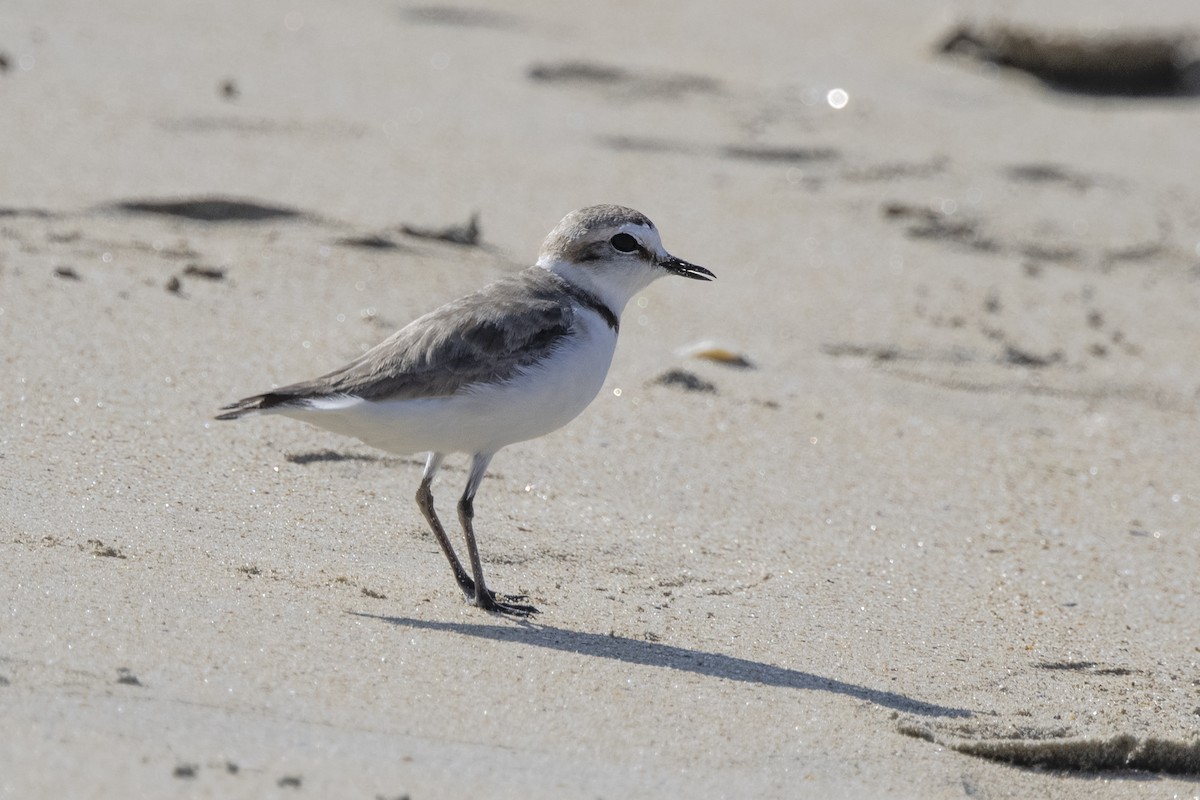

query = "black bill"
[660,255,715,281]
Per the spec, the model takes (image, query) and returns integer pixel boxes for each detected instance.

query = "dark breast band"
[561,283,619,332]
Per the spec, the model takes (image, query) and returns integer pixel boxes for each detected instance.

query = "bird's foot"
[474,590,539,617]
[456,577,538,616]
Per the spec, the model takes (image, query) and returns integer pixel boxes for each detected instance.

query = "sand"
[2,0,1199,797]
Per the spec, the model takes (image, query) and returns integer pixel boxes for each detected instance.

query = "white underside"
[272,311,617,456]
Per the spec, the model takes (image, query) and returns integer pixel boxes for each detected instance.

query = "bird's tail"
[215,396,265,420]
[215,391,301,420]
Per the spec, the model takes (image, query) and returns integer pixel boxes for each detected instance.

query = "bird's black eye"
[609,233,639,253]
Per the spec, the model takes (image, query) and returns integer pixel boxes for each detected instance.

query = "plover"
[217,205,713,616]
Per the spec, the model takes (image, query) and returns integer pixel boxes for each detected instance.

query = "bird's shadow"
[351,612,973,719]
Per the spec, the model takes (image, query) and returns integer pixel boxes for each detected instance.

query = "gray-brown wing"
[216,269,576,417]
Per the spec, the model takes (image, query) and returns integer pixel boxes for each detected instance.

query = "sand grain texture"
[2,1,1199,797]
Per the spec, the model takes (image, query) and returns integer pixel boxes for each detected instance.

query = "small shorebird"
[217,205,713,615]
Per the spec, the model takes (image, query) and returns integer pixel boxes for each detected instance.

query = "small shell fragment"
[678,340,754,368]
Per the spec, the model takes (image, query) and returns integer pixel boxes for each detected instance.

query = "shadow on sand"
[352,613,972,719]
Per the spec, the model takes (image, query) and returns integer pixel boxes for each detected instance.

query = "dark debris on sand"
[400,212,480,246]
[939,23,1200,97]
[112,197,303,223]
[653,368,717,394]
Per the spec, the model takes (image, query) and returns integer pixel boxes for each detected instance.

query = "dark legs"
[416,453,476,600]
[458,452,538,616]
[414,451,538,616]
[458,452,493,608]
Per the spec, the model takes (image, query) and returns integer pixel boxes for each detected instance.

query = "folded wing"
[216,269,576,419]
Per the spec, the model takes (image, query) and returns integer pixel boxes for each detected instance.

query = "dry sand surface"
[3,0,1200,797]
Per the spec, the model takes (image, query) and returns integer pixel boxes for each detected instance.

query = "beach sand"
[2,1,1199,797]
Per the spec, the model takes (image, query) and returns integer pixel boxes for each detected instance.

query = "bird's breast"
[476,309,617,444]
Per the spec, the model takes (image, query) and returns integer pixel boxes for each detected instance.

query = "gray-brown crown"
[538,205,656,264]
